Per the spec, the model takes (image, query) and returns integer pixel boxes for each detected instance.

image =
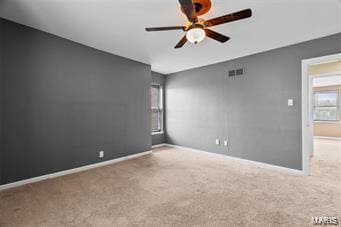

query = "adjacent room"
[310,60,341,163]
[0,0,341,226]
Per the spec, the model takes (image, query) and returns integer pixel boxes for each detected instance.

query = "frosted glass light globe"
[186,28,206,44]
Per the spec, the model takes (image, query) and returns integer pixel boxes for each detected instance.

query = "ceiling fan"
[145,0,252,49]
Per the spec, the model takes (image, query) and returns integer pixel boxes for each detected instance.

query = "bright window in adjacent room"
[151,84,163,133]
[313,91,339,121]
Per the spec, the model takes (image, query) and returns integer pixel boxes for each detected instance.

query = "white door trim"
[301,53,341,176]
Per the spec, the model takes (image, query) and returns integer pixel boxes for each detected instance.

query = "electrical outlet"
[224,140,228,146]
[215,139,220,145]
[288,99,294,106]
[99,151,104,158]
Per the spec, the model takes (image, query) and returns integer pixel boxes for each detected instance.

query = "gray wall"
[0,19,151,185]
[0,19,3,183]
[151,72,166,145]
[166,33,341,170]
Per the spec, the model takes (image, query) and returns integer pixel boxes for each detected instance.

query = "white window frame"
[151,84,164,135]
[313,90,339,122]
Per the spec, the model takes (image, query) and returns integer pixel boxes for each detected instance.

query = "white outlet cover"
[215,139,220,145]
[288,99,294,106]
[99,151,104,158]
[224,141,228,146]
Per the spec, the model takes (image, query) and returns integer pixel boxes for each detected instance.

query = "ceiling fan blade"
[205,29,230,43]
[204,9,252,27]
[145,26,186,32]
[179,0,198,23]
[174,35,187,48]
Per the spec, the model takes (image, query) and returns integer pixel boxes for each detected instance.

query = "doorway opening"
[302,53,341,176]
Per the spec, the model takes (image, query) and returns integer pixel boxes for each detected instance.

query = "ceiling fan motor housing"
[194,3,202,13]
[181,0,212,16]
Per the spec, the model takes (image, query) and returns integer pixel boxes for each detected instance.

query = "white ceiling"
[1,0,341,74]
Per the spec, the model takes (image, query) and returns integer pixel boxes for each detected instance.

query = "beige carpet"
[314,138,341,163]
[0,144,340,226]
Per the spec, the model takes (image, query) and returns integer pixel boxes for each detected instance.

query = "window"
[313,91,339,121]
[151,84,163,133]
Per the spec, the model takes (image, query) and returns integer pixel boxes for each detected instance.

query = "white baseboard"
[0,150,152,191]
[0,143,304,191]
[165,144,303,175]
[314,136,341,141]
[152,143,167,149]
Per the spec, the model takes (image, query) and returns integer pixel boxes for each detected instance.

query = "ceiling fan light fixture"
[145,0,252,49]
[186,28,206,44]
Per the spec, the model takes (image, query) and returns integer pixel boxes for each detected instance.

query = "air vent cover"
[236,68,244,75]
[228,68,245,77]
[228,70,236,77]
